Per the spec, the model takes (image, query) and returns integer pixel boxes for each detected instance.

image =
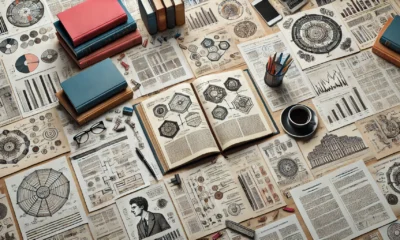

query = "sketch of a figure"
[130,197,171,240]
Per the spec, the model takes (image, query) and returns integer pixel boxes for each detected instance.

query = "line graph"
[311,66,348,95]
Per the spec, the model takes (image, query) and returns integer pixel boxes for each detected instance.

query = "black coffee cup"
[288,105,313,128]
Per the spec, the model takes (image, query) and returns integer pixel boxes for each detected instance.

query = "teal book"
[139,0,158,35]
[54,0,136,59]
[380,15,400,54]
[61,59,128,114]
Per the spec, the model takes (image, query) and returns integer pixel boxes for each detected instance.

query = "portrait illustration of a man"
[130,196,171,240]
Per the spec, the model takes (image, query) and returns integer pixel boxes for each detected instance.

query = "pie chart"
[0,38,18,54]
[15,53,39,73]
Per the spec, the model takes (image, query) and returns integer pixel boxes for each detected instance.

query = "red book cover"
[57,0,127,47]
[57,31,142,69]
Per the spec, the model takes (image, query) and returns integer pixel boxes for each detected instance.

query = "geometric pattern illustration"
[0,130,30,164]
[277,158,299,178]
[6,0,45,27]
[212,105,228,120]
[168,93,192,114]
[17,169,70,217]
[232,95,253,114]
[158,121,180,139]
[185,112,202,127]
[224,77,242,91]
[153,104,169,118]
[203,85,227,104]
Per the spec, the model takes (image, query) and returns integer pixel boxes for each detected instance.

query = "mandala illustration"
[43,128,58,141]
[0,130,30,164]
[387,223,400,240]
[168,93,192,114]
[185,112,202,127]
[153,104,169,118]
[277,158,299,178]
[6,0,45,27]
[224,77,242,91]
[234,21,257,38]
[203,85,227,103]
[232,95,253,114]
[212,106,228,120]
[228,203,241,216]
[17,169,70,217]
[387,162,400,194]
[218,0,244,20]
[291,14,342,54]
[159,121,180,139]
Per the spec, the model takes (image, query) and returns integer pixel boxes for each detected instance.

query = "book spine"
[175,4,185,26]
[380,37,400,54]
[372,47,400,68]
[76,22,137,59]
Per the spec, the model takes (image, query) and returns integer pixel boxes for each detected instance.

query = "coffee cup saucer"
[280,105,318,139]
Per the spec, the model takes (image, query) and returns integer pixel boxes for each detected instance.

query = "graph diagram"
[186,7,218,30]
[338,0,382,17]
[311,66,348,95]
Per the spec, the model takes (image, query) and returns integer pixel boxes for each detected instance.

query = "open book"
[134,69,277,173]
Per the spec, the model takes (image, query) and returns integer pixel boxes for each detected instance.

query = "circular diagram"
[17,169,70,217]
[291,14,342,54]
[228,203,241,216]
[6,0,45,28]
[0,130,30,164]
[20,34,29,42]
[388,223,400,240]
[387,194,399,205]
[0,203,7,220]
[15,53,39,73]
[387,162,400,194]
[159,121,180,139]
[41,49,58,63]
[153,104,169,118]
[218,0,244,20]
[43,128,58,140]
[0,38,18,54]
[277,158,298,178]
[234,21,257,38]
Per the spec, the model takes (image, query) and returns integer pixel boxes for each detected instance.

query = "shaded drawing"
[159,121,180,138]
[234,21,257,38]
[0,203,7,219]
[168,93,192,114]
[387,194,399,205]
[43,128,58,141]
[218,0,244,20]
[387,162,400,194]
[17,169,70,217]
[277,159,299,178]
[307,133,367,168]
[153,104,169,118]
[224,77,242,91]
[185,112,202,127]
[292,14,342,54]
[232,95,253,114]
[201,38,215,48]
[6,0,45,27]
[41,49,59,63]
[298,50,315,62]
[283,18,293,29]
[0,130,30,164]
[340,38,352,51]
[227,203,241,216]
[212,106,228,120]
[218,41,230,51]
[387,222,400,240]
[203,85,227,103]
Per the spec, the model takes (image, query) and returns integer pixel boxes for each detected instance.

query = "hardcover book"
[380,15,400,54]
[139,0,158,35]
[172,0,185,26]
[57,0,127,47]
[163,0,175,29]
[61,59,128,114]
[54,0,137,59]
[373,17,400,68]
[57,30,142,69]
[134,69,277,173]
[152,0,167,31]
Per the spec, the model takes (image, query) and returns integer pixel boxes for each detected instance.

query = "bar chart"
[338,0,381,17]
[186,7,219,30]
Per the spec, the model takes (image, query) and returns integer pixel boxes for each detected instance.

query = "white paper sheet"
[255,215,307,240]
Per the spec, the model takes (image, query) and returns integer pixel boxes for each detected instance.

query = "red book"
[57,30,142,69]
[57,0,127,47]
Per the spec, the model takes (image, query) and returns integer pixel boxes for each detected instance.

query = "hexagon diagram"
[203,85,227,104]
[201,38,215,48]
[212,106,228,120]
[159,121,180,139]
[207,52,222,61]
[169,93,192,114]
[185,112,202,127]
[232,95,253,114]
[219,41,230,50]
[224,78,242,91]
[153,104,168,118]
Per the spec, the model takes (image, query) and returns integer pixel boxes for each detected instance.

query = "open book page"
[255,215,307,240]
[291,161,396,240]
[141,83,219,169]
[192,69,272,150]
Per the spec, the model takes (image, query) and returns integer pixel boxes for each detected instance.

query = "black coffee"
[290,108,309,124]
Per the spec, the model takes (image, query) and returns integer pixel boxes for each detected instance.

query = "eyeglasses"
[73,121,106,146]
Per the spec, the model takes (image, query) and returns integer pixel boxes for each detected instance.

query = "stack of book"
[139,0,185,35]
[373,16,400,67]
[54,0,142,69]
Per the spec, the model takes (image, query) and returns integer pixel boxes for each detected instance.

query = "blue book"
[139,0,158,35]
[54,0,137,59]
[380,16,400,54]
[61,59,128,114]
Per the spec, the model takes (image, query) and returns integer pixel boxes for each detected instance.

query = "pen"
[136,147,158,181]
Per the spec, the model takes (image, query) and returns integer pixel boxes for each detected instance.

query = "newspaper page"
[88,205,129,240]
[238,32,315,112]
[277,5,360,70]
[116,183,186,240]
[258,135,314,199]
[368,153,400,217]
[355,105,400,160]
[70,135,151,212]
[141,83,219,169]
[0,108,70,178]
[291,160,397,240]
[5,156,88,240]
[255,215,307,240]
[305,60,374,131]
[0,62,21,126]
[333,0,398,49]
[58,103,163,180]
[192,70,272,150]
[45,0,84,20]
[372,52,400,94]
[44,225,93,240]
[0,192,19,240]
[298,124,373,177]
[111,39,193,98]
[379,220,400,240]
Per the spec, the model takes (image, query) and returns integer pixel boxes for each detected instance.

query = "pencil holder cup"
[264,63,285,88]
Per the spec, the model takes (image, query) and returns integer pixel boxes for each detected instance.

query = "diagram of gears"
[6,0,45,27]
[224,78,242,91]
[17,169,70,217]
[153,104,169,118]
[234,21,257,38]
[169,93,192,114]
[159,121,180,139]
[387,162,400,194]
[0,130,30,164]
[212,105,228,120]
[232,95,253,114]
[0,38,18,54]
[218,0,244,20]
[292,14,342,54]
[277,158,299,178]
[203,85,227,103]
[41,49,59,63]
[185,112,202,127]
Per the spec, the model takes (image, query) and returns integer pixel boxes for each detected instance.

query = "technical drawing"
[387,162,400,194]
[153,104,169,118]
[168,93,192,114]
[185,112,202,127]
[159,121,180,139]
[218,0,244,20]
[224,77,242,91]
[232,95,253,114]
[203,85,227,103]
[17,169,70,217]
[6,0,45,27]
[234,21,257,38]
[212,106,228,120]
[0,130,30,164]
[277,159,299,178]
